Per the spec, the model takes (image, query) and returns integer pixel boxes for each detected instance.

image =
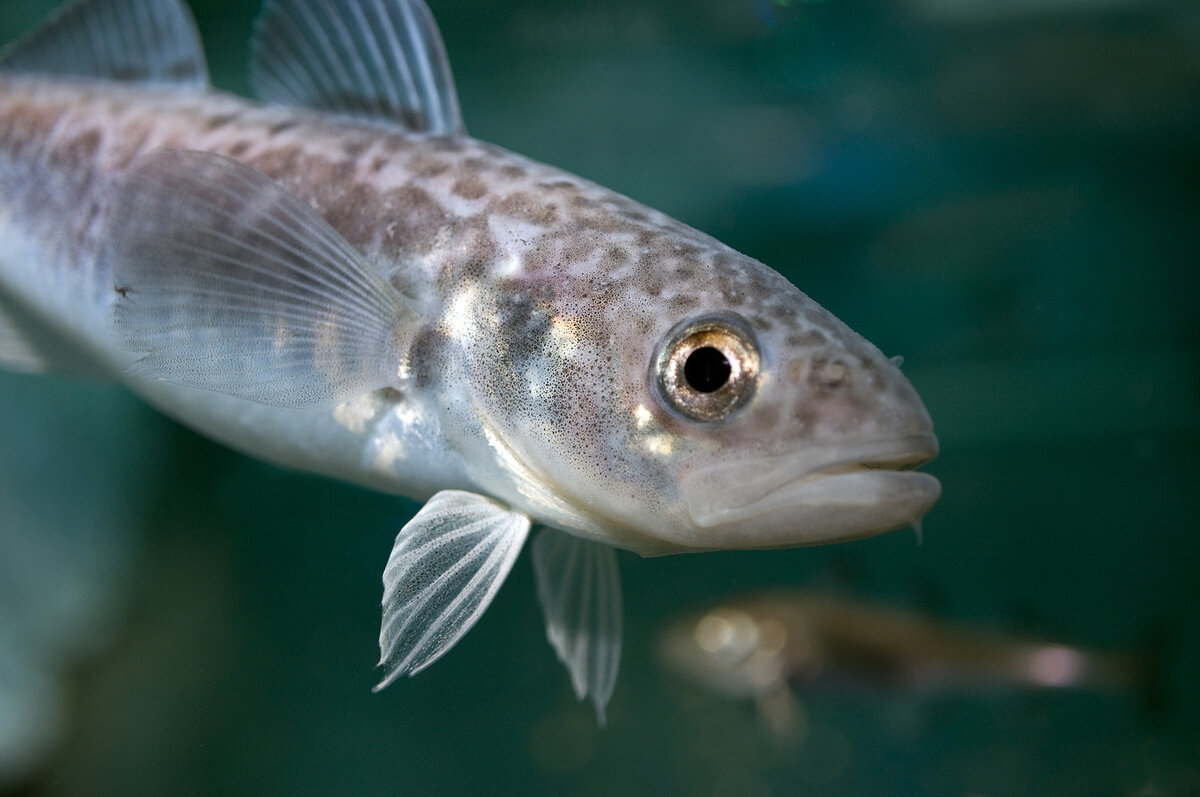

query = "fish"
[0,0,940,721]
[658,591,1147,735]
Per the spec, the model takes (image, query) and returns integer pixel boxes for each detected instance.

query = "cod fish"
[659,591,1145,734]
[0,0,940,720]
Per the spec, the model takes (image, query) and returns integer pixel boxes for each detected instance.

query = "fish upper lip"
[682,433,939,508]
[677,433,941,539]
[793,434,939,481]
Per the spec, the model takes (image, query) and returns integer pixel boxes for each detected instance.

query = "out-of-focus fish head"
[656,606,796,699]
[448,219,940,555]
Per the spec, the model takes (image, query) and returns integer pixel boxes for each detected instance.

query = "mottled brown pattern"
[341,137,371,159]
[450,174,486,200]
[204,112,239,130]
[492,191,559,226]
[247,144,304,181]
[0,72,936,553]
[47,128,101,170]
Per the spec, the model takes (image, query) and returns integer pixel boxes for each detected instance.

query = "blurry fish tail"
[1133,621,1171,720]
[1085,622,1171,719]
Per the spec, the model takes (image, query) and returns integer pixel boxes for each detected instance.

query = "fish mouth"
[677,434,941,550]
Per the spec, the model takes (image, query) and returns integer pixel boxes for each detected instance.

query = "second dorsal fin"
[250,0,463,135]
[0,0,208,87]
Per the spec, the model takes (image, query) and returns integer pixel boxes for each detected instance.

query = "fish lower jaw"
[688,470,940,549]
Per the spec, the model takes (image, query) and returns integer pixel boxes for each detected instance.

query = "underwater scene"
[1,0,1197,794]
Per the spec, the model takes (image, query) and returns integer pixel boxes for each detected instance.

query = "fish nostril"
[783,356,807,385]
[814,359,848,388]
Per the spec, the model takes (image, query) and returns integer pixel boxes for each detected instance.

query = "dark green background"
[1,0,1197,794]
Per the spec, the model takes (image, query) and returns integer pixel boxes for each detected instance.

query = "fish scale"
[0,0,940,721]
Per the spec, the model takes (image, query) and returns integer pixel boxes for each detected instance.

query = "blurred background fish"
[658,590,1156,739]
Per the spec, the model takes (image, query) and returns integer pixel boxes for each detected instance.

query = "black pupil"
[683,346,731,393]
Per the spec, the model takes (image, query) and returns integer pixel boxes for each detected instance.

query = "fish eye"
[653,315,760,421]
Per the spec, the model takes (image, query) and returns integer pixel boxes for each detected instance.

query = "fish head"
[635,289,941,553]
[445,215,939,555]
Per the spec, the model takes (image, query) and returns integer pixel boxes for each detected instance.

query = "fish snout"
[780,349,935,444]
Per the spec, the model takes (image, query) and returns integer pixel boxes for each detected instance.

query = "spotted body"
[0,0,940,720]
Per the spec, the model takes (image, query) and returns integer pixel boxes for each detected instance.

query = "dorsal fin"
[250,0,463,135]
[0,0,208,87]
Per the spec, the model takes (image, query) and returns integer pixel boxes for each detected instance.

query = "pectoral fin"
[105,149,414,408]
[754,684,806,743]
[374,490,530,691]
[532,530,622,724]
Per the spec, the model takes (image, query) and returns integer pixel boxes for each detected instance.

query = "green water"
[1,0,1197,794]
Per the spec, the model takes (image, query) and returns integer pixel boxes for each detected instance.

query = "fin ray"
[375,491,530,691]
[533,530,623,724]
[251,0,463,134]
[0,0,208,87]
[104,149,412,408]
